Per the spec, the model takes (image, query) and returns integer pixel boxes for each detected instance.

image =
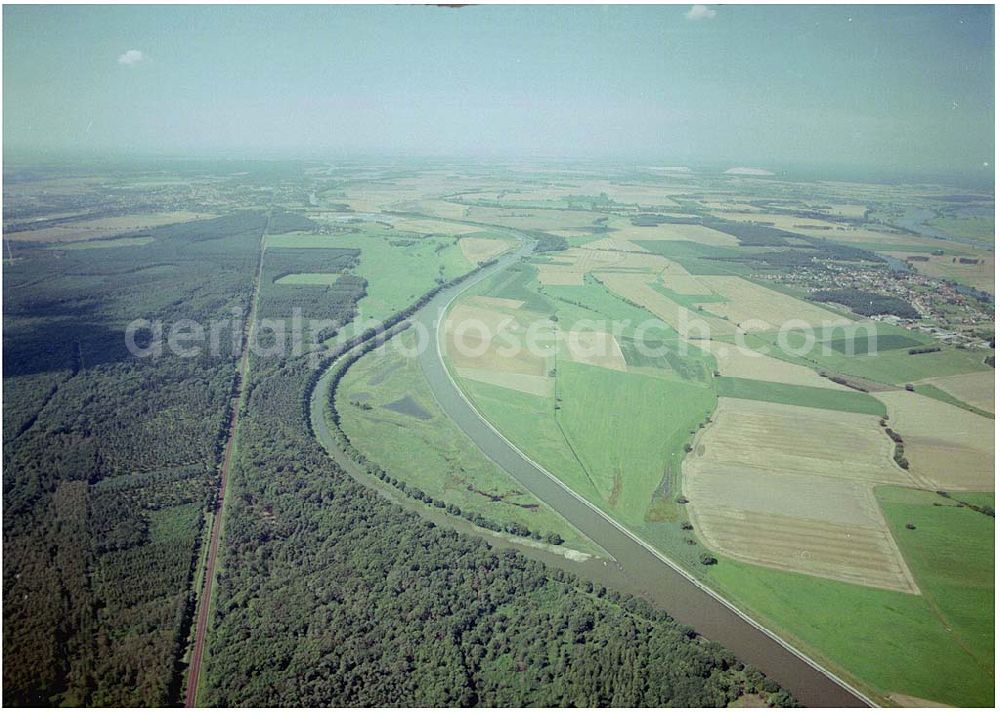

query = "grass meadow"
[338,331,598,553]
[714,376,886,416]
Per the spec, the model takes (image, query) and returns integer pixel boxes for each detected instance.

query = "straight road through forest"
[184,212,269,707]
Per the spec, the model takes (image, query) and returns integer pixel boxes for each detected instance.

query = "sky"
[2,4,995,179]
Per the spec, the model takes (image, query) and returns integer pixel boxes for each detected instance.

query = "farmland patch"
[694,276,852,332]
[7,211,215,242]
[920,370,995,414]
[876,391,994,490]
[823,333,923,355]
[596,273,736,337]
[684,398,918,591]
[459,236,513,264]
[702,341,850,390]
[561,330,627,372]
[714,377,886,416]
[456,367,553,397]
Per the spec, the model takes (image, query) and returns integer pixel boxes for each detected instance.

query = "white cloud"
[685,5,717,21]
[117,50,144,66]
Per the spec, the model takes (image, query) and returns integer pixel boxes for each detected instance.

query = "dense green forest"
[809,289,920,319]
[2,213,267,704]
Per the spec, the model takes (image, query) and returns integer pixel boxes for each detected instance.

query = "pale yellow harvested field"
[7,211,215,242]
[607,190,681,208]
[459,237,513,264]
[689,464,886,525]
[701,340,851,390]
[393,218,477,236]
[456,367,553,397]
[610,251,673,271]
[597,273,736,337]
[562,331,627,372]
[921,370,995,414]
[565,247,629,269]
[340,189,415,213]
[693,508,917,592]
[713,211,850,232]
[469,295,525,310]
[661,273,712,293]
[811,203,868,219]
[537,264,586,285]
[887,252,995,294]
[587,183,684,207]
[534,246,660,285]
[657,260,707,294]
[445,330,549,376]
[697,200,760,213]
[876,391,994,491]
[444,301,553,379]
[684,398,919,591]
[596,217,737,246]
[447,304,517,336]
[646,223,741,247]
[695,276,852,332]
[397,199,473,220]
[692,399,908,484]
[579,235,647,252]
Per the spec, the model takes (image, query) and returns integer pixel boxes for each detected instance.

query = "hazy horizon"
[3,4,995,183]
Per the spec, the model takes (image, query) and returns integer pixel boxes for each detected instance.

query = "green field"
[617,335,712,379]
[477,262,554,313]
[651,283,728,309]
[913,383,995,419]
[459,361,716,569]
[714,376,886,416]
[823,333,923,354]
[928,214,995,244]
[543,277,676,329]
[274,272,342,285]
[556,361,715,524]
[733,327,990,385]
[809,345,991,385]
[708,488,994,707]
[461,378,598,500]
[267,224,471,331]
[633,239,755,275]
[338,331,598,553]
[878,487,994,671]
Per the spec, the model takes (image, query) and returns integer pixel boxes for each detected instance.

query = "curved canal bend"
[312,235,871,708]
